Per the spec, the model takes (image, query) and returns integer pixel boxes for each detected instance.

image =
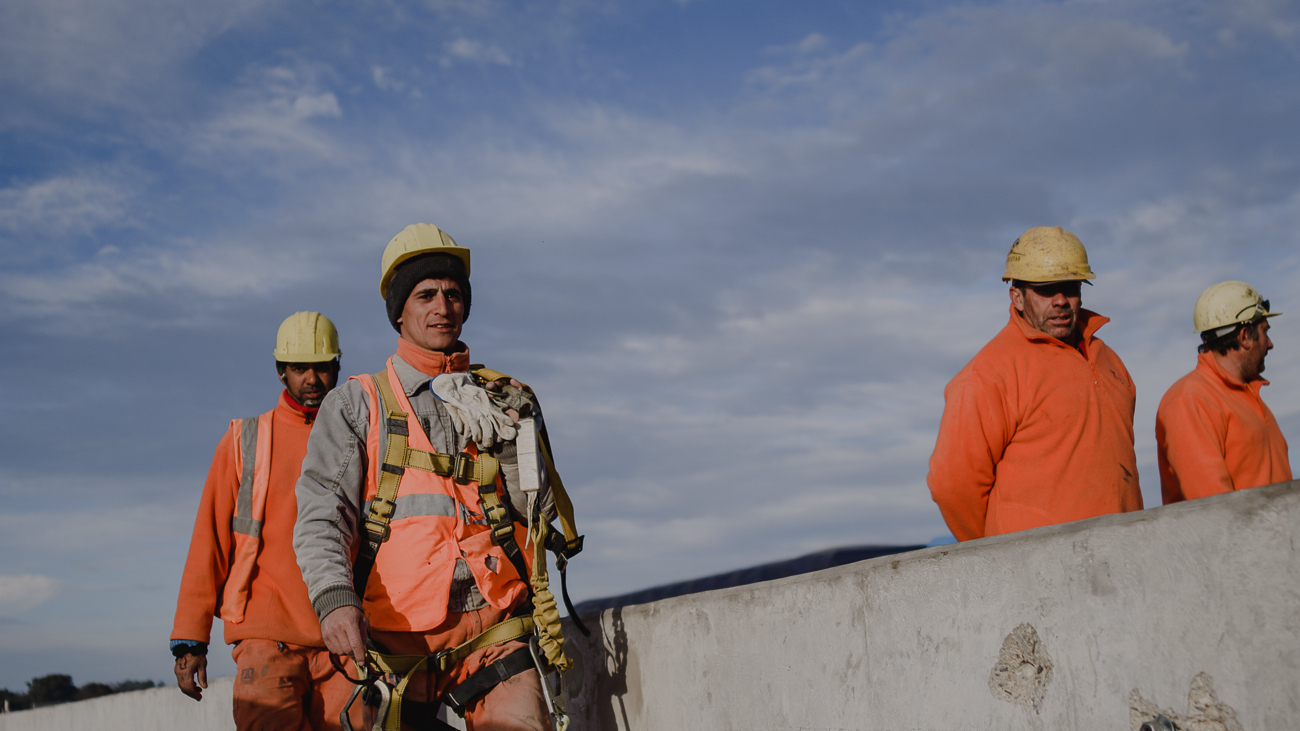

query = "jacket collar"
[1008,305,1108,357]
[278,390,318,425]
[1197,350,1268,394]
[392,348,471,398]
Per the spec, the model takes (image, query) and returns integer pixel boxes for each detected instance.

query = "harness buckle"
[489,522,514,547]
[430,647,454,675]
[453,452,475,485]
[362,520,392,544]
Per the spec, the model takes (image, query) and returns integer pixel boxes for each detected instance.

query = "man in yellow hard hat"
[171,312,365,730]
[1156,281,1290,503]
[294,224,555,730]
[927,226,1143,541]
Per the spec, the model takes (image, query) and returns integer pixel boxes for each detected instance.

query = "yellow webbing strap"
[352,373,408,599]
[530,521,570,673]
[367,616,536,731]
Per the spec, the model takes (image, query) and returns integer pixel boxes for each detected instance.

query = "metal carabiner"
[528,635,570,731]
[368,680,392,731]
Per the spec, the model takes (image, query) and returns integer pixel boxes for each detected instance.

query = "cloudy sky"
[2,0,1298,691]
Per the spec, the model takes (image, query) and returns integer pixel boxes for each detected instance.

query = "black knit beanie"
[385,253,472,333]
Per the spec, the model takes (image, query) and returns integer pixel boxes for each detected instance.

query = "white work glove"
[430,373,518,449]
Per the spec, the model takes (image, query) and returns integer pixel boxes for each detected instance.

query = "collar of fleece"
[395,336,470,376]
[281,389,320,423]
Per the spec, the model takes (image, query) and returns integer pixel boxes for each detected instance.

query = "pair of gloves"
[430,373,533,449]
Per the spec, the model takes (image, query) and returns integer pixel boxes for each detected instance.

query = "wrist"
[170,640,208,658]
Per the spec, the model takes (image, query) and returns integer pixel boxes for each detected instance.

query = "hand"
[174,653,208,701]
[482,378,526,423]
[321,605,369,665]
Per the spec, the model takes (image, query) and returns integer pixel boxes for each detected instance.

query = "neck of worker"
[1210,348,1260,385]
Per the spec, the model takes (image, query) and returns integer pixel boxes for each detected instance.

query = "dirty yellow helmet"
[273,311,341,363]
[1193,280,1280,335]
[379,223,471,300]
[1002,226,1097,283]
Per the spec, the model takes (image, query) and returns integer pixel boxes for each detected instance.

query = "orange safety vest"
[219,409,275,623]
[354,359,533,632]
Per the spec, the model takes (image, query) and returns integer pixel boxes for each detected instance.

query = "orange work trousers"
[231,639,367,731]
[370,605,552,731]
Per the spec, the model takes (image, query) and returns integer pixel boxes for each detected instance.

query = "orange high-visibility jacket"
[353,359,532,632]
[1156,351,1292,504]
[171,393,324,647]
[928,307,1142,541]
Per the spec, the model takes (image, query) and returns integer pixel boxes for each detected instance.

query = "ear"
[1009,285,1026,313]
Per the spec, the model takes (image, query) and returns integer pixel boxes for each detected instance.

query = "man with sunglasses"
[1156,281,1290,503]
[927,226,1142,541]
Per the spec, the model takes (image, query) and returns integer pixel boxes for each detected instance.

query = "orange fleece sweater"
[1156,351,1291,504]
[928,307,1142,541]
[171,392,323,647]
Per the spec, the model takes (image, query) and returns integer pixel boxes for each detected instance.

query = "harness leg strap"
[441,647,537,717]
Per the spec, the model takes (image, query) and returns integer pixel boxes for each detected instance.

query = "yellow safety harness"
[344,367,585,731]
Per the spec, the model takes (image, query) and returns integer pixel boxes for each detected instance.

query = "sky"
[1,0,1298,692]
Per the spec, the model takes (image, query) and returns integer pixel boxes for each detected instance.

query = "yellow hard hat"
[273,311,341,363]
[1002,226,1097,283]
[1193,280,1280,334]
[380,223,471,300]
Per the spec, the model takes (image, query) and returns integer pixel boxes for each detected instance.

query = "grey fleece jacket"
[293,355,553,622]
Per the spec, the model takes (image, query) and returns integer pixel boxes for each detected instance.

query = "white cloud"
[0,575,57,615]
[0,175,134,235]
[0,0,279,110]
[193,62,345,163]
[371,64,405,92]
[442,37,513,66]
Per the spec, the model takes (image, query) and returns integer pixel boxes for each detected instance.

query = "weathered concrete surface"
[0,677,234,731]
[564,480,1300,730]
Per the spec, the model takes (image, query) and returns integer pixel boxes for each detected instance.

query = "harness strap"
[368,616,535,677]
[442,648,536,716]
[352,372,407,599]
[477,479,532,595]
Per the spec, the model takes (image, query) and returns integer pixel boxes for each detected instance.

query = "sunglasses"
[1022,281,1083,298]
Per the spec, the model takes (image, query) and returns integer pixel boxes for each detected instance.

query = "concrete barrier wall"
[563,480,1300,730]
[0,678,235,731]
[6,482,1296,730]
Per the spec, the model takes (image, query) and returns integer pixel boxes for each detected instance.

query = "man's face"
[1239,320,1274,380]
[282,362,339,407]
[1010,280,1083,341]
[399,278,465,352]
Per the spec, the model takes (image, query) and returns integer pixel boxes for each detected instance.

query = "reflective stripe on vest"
[219,409,274,623]
[353,358,532,632]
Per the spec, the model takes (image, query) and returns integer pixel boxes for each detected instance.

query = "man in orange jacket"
[1156,281,1290,503]
[927,227,1142,541]
[295,224,556,731]
[171,311,365,731]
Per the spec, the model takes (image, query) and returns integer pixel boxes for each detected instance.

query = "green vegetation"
[0,675,166,711]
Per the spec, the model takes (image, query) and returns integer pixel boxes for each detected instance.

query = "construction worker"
[927,226,1142,541]
[1156,281,1290,503]
[294,223,556,731]
[171,312,365,731]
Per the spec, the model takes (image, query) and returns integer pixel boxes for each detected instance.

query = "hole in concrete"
[989,623,1054,713]
[1129,672,1243,731]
